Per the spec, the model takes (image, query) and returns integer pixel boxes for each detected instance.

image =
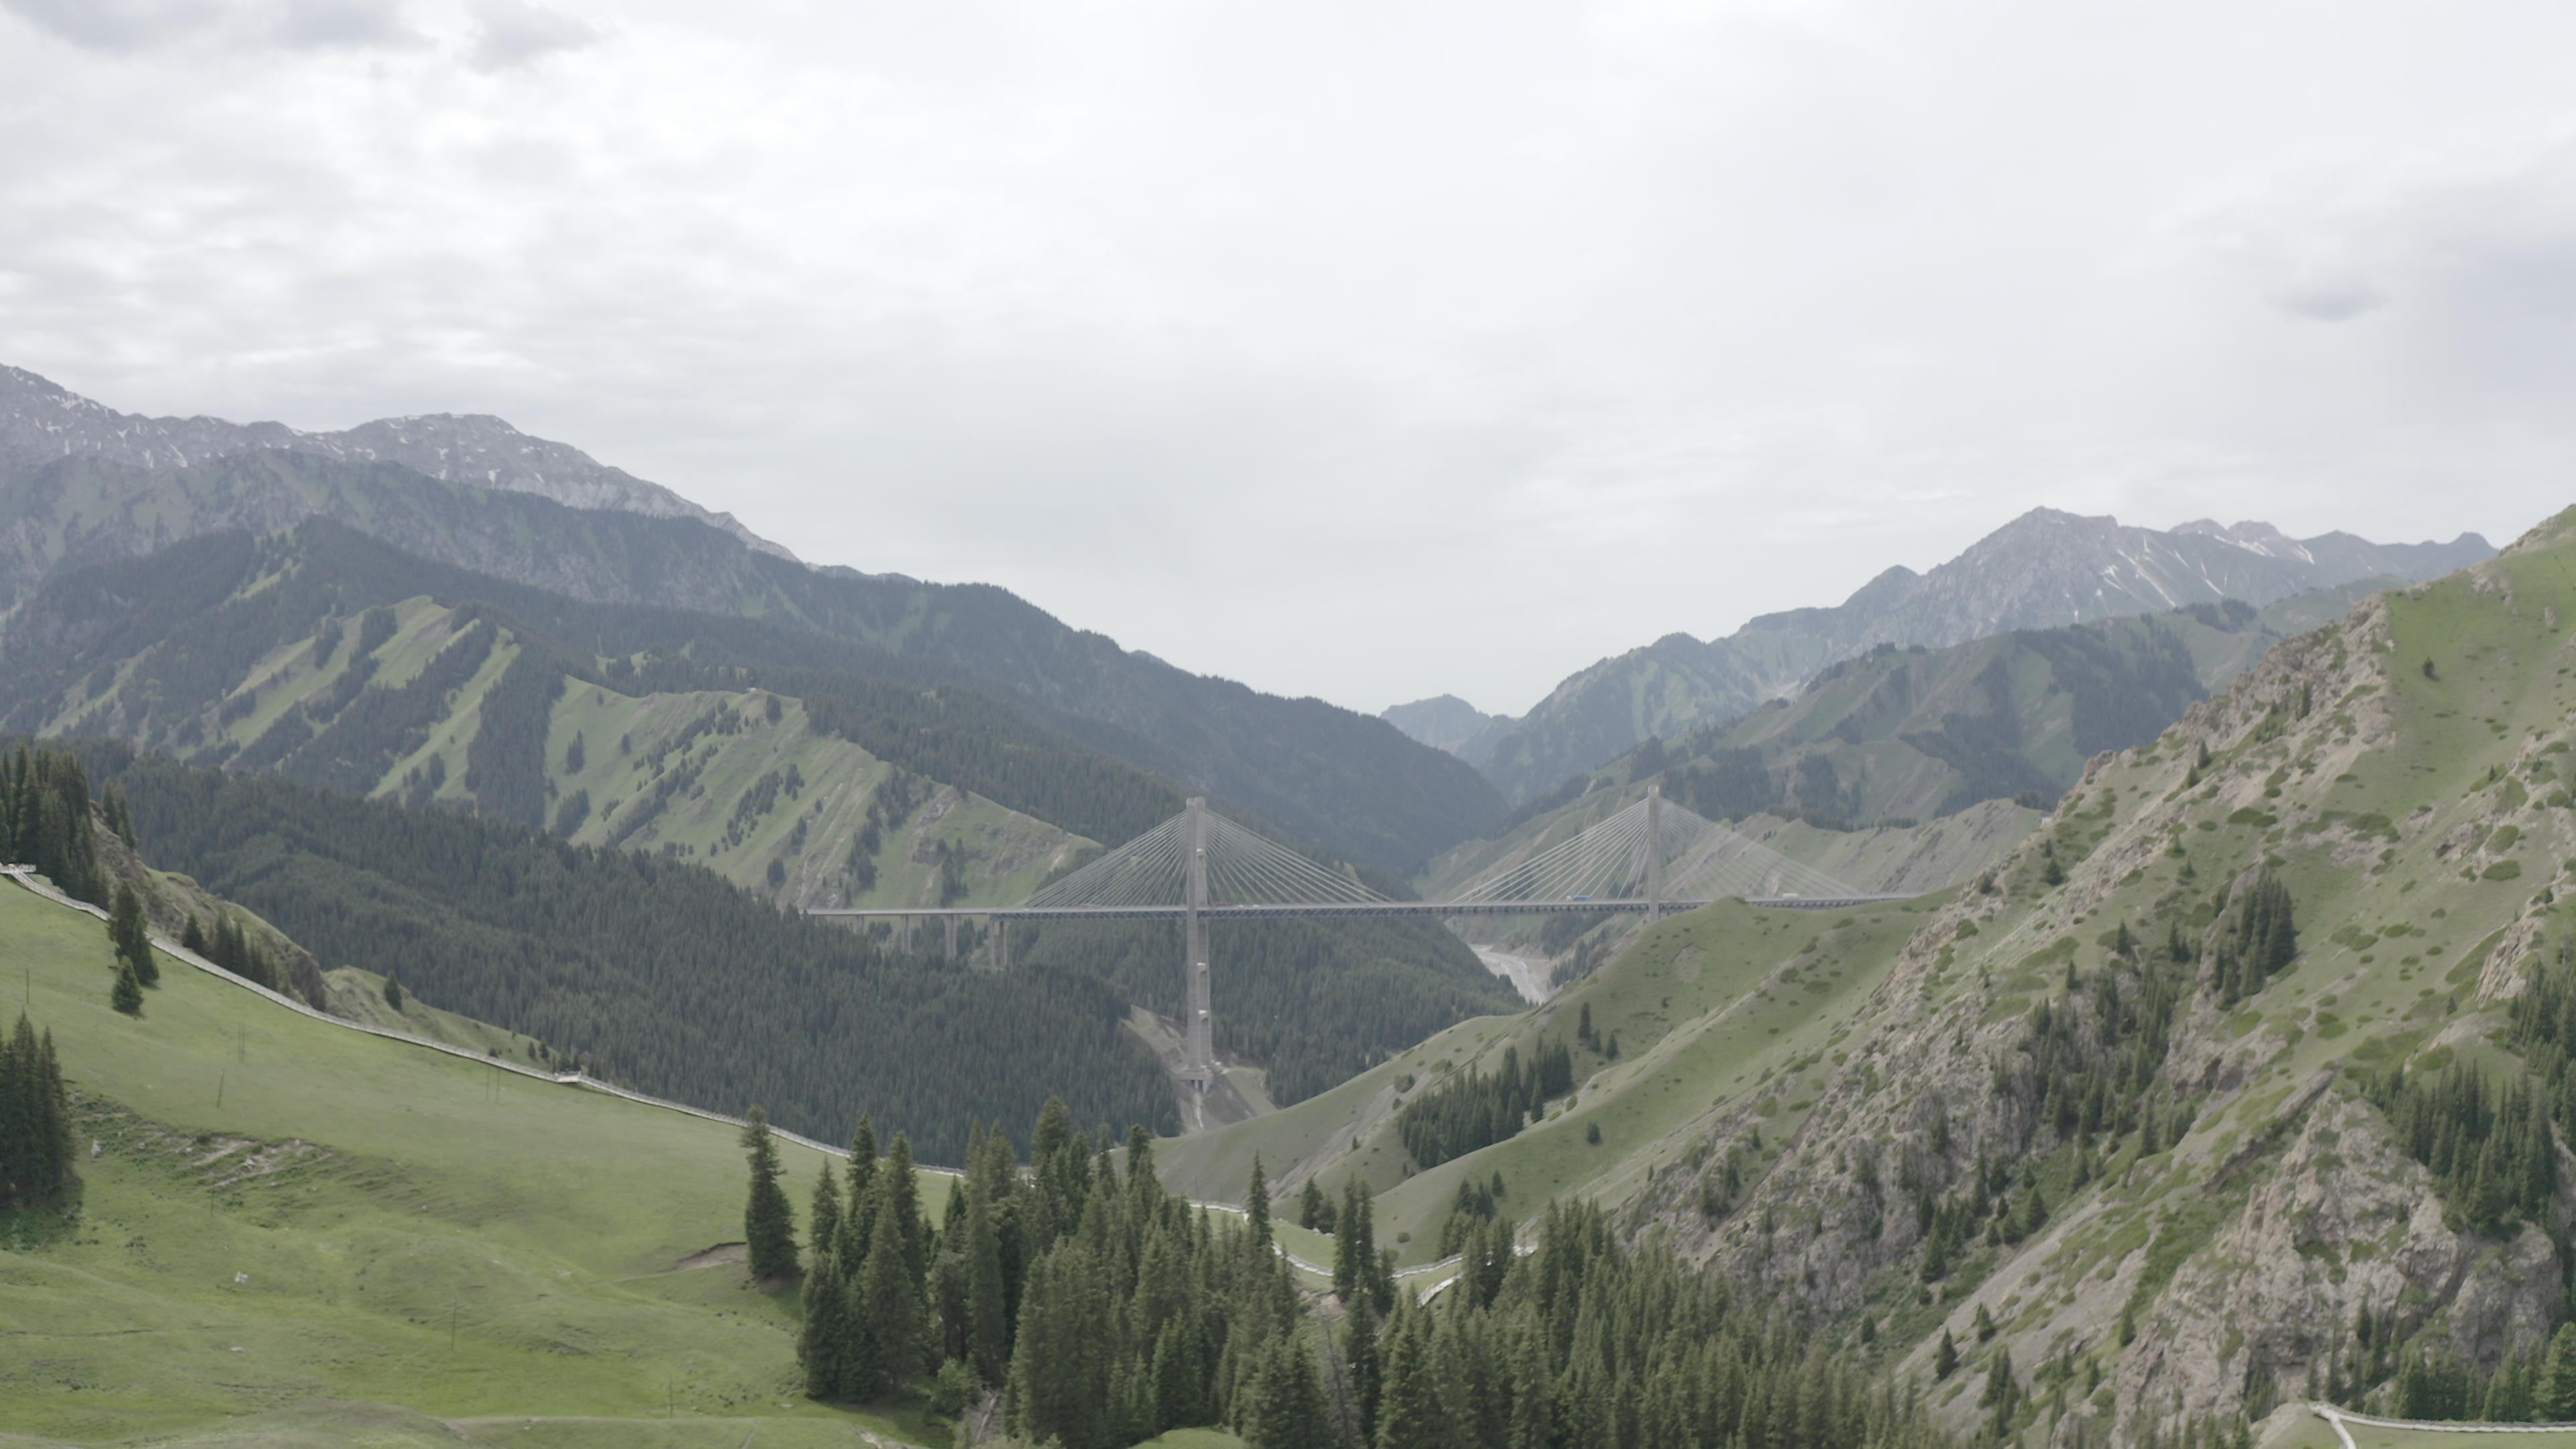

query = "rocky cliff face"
[1470,507,2497,804]
[1615,510,2576,1444]
[0,364,790,560]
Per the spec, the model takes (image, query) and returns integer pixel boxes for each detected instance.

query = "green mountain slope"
[56,739,1177,1163]
[0,443,1500,871]
[7,551,1089,911]
[0,876,940,1448]
[1428,585,2387,922]
[1174,510,2576,1442]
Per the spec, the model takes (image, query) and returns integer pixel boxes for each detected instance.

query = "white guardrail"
[1,865,1472,1289]
[2311,1404,2576,1446]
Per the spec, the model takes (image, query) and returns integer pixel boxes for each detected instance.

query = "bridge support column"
[945,916,959,960]
[996,918,1010,971]
[1646,785,1666,924]
[1183,797,1214,1091]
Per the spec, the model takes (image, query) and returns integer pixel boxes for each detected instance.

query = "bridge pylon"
[1182,797,1214,1091]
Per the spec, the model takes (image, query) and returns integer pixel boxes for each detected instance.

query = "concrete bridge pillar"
[1183,797,1214,1091]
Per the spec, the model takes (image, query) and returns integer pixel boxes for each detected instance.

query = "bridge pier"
[1182,797,1214,1091]
[945,916,959,960]
[1646,785,1665,923]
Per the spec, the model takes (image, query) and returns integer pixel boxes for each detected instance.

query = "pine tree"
[1376,1316,1449,1449]
[111,959,144,1016]
[808,1159,844,1267]
[109,883,157,987]
[0,1014,78,1210]
[798,1244,851,1397]
[853,1178,922,1399]
[382,973,403,1010]
[1935,1328,1959,1379]
[2543,1323,2576,1421]
[1346,1292,1383,1444]
[740,1106,798,1281]
[1246,1154,1273,1248]
[1242,1335,1330,1449]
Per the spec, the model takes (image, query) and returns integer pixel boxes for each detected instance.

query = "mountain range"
[0,363,790,559]
[1389,508,2495,804]
[0,366,1502,874]
[1174,504,2576,1443]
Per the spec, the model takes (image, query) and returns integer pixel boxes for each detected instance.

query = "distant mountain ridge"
[0,366,1504,871]
[1379,693,1505,753]
[0,363,792,560]
[1465,506,2494,803]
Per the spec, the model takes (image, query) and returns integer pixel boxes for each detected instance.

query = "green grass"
[1134,1431,1248,1449]
[1160,895,1937,1260]
[0,882,948,1447]
[545,682,1089,910]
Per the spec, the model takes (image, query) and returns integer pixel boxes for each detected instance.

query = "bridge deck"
[806,895,1911,921]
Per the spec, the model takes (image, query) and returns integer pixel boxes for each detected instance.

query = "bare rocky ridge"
[1470,506,2496,802]
[1606,511,2576,1442]
[0,364,791,561]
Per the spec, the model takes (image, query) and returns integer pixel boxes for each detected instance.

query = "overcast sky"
[3,1,2572,716]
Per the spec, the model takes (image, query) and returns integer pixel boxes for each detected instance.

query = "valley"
[3,364,2570,1449]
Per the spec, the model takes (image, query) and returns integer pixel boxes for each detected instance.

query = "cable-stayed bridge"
[808,788,1902,1088]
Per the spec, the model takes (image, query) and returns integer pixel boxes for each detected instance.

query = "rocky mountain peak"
[0,365,795,561]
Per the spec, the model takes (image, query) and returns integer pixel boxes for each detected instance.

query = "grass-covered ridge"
[0,877,950,1448]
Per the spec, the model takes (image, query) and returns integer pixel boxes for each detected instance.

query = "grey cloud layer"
[0,0,2568,714]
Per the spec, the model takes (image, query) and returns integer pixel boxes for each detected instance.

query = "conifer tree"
[1152,1316,1201,1434]
[1246,1154,1272,1248]
[853,1181,921,1399]
[808,1159,843,1268]
[1346,1292,1382,1443]
[1246,1335,1333,1449]
[111,959,144,1016]
[740,1106,798,1281]
[109,883,157,987]
[2544,1324,2576,1421]
[1935,1329,1960,1380]
[1375,1314,1448,1449]
[797,1242,851,1397]
[0,1015,77,1210]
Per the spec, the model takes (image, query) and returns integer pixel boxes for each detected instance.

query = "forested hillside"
[1013,914,1521,1107]
[1188,505,2576,1445]
[56,737,1176,1163]
[0,412,1502,870]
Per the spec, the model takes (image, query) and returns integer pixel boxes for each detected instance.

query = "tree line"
[1395,1038,1576,1170]
[0,1014,76,1212]
[749,1096,1954,1449]
[1015,916,1521,1107]
[65,738,1176,1164]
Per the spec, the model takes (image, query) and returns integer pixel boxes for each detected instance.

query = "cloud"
[0,0,223,50]
[0,2,2569,712]
[468,0,596,72]
[273,0,423,51]
[2269,281,2386,322]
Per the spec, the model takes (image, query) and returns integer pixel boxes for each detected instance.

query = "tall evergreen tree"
[1246,1335,1333,1449]
[1375,1313,1448,1449]
[0,1016,77,1210]
[111,959,144,1016]
[109,882,158,987]
[740,1106,798,1281]
[1246,1154,1273,1248]
[1346,1291,1383,1443]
